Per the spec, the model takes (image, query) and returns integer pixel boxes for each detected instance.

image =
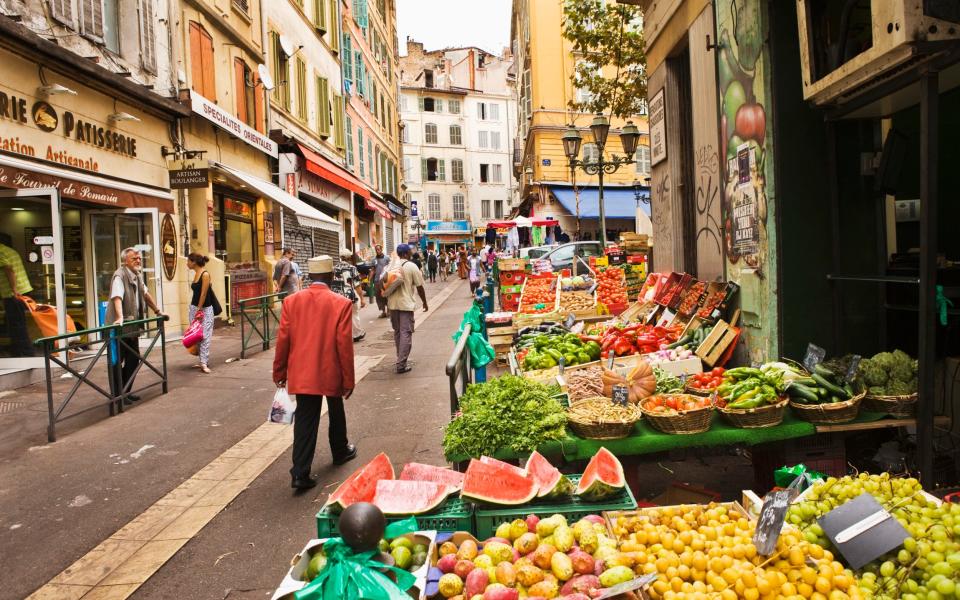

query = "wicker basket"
[639,394,714,434]
[684,383,718,397]
[863,393,918,417]
[789,391,864,424]
[567,397,643,440]
[720,397,789,428]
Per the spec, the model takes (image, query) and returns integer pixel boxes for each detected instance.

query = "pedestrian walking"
[427,249,438,283]
[273,255,358,491]
[372,244,390,318]
[438,249,449,282]
[105,247,165,404]
[467,250,484,295]
[457,247,468,279]
[273,248,300,296]
[333,248,366,342]
[0,233,34,357]
[387,244,428,374]
[186,253,222,373]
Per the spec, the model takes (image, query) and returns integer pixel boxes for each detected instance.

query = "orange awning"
[365,196,392,219]
[298,144,370,199]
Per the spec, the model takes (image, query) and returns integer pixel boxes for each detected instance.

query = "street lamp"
[564,117,641,245]
[412,218,424,249]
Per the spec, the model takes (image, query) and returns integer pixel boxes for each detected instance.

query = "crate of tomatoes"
[518,274,559,314]
[596,266,628,312]
[685,367,726,396]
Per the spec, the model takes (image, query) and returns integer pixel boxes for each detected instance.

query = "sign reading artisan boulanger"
[0,90,140,172]
[190,92,278,158]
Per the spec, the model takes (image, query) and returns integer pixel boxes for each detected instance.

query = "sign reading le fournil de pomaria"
[190,92,278,158]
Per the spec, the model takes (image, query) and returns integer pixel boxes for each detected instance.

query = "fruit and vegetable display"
[714,364,796,409]
[677,281,707,315]
[654,366,684,394]
[609,503,863,600]
[516,330,602,372]
[559,290,596,313]
[859,349,919,397]
[785,473,957,600]
[428,511,628,599]
[377,533,431,574]
[687,367,727,394]
[640,393,713,415]
[661,324,713,356]
[565,366,605,402]
[585,323,683,359]
[596,267,628,307]
[443,376,568,458]
[601,360,657,404]
[567,396,643,426]
[519,276,558,314]
[784,362,860,405]
[560,275,594,291]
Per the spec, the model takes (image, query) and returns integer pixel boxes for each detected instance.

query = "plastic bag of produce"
[452,304,496,369]
[269,387,296,424]
[601,360,656,403]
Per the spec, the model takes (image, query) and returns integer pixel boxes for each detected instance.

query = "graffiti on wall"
[717,0,768,274]
[694,144,722,259]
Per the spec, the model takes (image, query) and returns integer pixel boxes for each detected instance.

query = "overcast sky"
[396,0,512,56]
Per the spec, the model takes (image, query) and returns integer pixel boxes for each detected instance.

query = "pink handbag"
[182,312,205,348]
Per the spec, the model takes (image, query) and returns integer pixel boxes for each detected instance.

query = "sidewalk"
[2,277,470,600]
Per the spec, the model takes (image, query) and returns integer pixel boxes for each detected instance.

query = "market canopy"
[484,217,558,228]
[549,185,651,219]
[211,162,341,233]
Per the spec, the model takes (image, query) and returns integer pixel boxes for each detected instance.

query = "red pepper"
[614,339,633,356]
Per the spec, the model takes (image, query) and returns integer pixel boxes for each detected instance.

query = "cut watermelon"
[373,480,448,515]
[399,462,465,495]
[461,458,538,505]
[324,452,394,511]
[524,451,573,499]
[575,447,625,501]
[479,455,528,477]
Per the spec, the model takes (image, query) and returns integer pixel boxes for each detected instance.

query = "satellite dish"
[257,64,275,91]
[279,35,295,58]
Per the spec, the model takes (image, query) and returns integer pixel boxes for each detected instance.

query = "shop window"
[190,21,216,101]
[481,199,491,219]
[450,125,462,145]
[235,59,256,127]
[424,123,438,144]
[451,159,464,183]
[428,193,441,220]
[453,194,465,220]
[214,195,257,267]
[494,199,504,219]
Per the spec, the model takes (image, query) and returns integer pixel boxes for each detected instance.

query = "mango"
[552,525,574,553]
[482,541,514,565]
[599,565,634,587]
[438,573,464,598]
[550,551,574,581]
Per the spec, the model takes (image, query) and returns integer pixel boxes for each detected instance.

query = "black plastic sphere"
[338,502,386,551]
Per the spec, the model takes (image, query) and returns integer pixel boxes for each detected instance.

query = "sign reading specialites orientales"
[160,213,177,281]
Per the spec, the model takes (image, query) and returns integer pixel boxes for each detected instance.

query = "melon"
[524,451,574,499]
[575,447,625,501]
[479,455,528,477]
[372,479,448,515]
[461,458,539,505]
[399,462,466,495]
[324,452,394,511]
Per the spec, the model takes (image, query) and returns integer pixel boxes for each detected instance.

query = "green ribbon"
[295,518,419,600]
[936,285,953,326]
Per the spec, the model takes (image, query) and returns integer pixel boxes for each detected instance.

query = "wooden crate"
[695,310,741,367]
[497,258,527,271]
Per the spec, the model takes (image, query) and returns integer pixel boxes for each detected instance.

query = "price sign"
[845,355,862,382]
[753,489,792,555]
[803,343,826,372]
[612,385,629,406]
[594,573,659,599]
[558,356,566,375]
[818,493,909,570]
[608,353,616,369]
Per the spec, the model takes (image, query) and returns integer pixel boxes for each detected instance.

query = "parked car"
[519,244,557,259]
[541,241,606,272]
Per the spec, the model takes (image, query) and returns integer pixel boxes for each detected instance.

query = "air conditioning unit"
[796,0,960,106]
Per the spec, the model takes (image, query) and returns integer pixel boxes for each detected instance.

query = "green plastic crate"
[316,495,474,538]
[472,474,637,539]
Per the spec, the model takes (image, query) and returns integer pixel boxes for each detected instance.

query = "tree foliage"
[562,0,647,118]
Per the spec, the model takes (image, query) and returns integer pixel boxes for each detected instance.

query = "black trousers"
[111,334,141,396]
[3,296,33,357]
[292,394,349,479]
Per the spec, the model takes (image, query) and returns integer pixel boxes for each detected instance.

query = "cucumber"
[813,363,841,382]
[811,373,850,399]
[787,382,821,403]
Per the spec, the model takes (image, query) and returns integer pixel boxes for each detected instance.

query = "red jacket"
[273,284,355,396]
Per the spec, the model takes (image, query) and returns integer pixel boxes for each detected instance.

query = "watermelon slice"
[576,447,625,501]
[524,451,574,499]
[324,452,394,510]
[461,458,539,505]
[373,479,449,515]
[479,455,528,477]
[399,462,465,495]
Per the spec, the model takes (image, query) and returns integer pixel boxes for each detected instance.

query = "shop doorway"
[0,188,66,368]
[88,211,160,328]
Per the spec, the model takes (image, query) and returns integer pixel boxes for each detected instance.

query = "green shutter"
[314,0,327,31]
[317,76,330,135]
[333,94,344,149]
[358,129,365,177]
[421,158,427,180]
[342,35,353,85]
[346,115,354,166]
[438,160,445,181]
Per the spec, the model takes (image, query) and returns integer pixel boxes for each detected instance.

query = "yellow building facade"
[511,0,651,242]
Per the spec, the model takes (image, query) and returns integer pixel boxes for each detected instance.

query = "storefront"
[385,199,406,253]
[0,51,185,366]
[540,185,651,242]
[354,193,392,260]
[424,220,472,250]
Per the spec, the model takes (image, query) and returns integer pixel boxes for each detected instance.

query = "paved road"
[1,276,472,600]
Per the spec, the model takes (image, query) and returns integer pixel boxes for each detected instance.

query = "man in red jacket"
[274,255,358,490]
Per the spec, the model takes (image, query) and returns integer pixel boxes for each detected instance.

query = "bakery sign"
[0,90,141,173]
[160,213,178,280]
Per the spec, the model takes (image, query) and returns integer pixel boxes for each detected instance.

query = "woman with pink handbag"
[185,253,222,373]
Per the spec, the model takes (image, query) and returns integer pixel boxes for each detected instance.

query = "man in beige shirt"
[385,244,428,374]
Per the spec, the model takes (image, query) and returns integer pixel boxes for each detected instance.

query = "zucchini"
[666,333,693,349]
[813,363,841,382]
[811,373,850,399]
[787,382,821,403]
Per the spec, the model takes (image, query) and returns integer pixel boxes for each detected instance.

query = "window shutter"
[50,0,74,26]
[254,72,266,133]
[490,103,499,120]
[334,95,345,149]
[80,0,104,40]
[234,59,248,123]
[418,97,424,112]
[138,0,156,73]
[435,99,443,113]
[200,27,215,100]
[317,76,331,136]
[190,23,203,96]
[438,160,445,181]
[342,35,353,85]
[421,159,427,181]
[329,0,339,51]
[315,0,328,32]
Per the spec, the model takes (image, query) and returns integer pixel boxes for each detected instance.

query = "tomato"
[711,367,725,376]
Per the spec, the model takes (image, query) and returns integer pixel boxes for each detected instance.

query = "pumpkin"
[602,360,656,403]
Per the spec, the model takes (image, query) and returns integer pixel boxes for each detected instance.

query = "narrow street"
[1,277,472,600]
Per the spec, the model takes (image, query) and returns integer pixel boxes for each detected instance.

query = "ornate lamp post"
[563,116,641,245]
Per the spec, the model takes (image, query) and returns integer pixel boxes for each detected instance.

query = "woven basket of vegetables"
[714,364,799,428]
[567,397,643,439]
[719,397,789,428]
[785,362,864,424]
[859,349,919,416]
[862,393,917,417]
[639,394,714,434]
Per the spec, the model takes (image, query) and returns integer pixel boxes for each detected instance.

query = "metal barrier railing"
[33,316,169,442]
[238,292,287,358]
[445,322,473,416]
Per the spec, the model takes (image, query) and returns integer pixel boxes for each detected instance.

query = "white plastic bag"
[269,387,296,424]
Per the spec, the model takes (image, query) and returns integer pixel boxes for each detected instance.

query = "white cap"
[307,255,334,274]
